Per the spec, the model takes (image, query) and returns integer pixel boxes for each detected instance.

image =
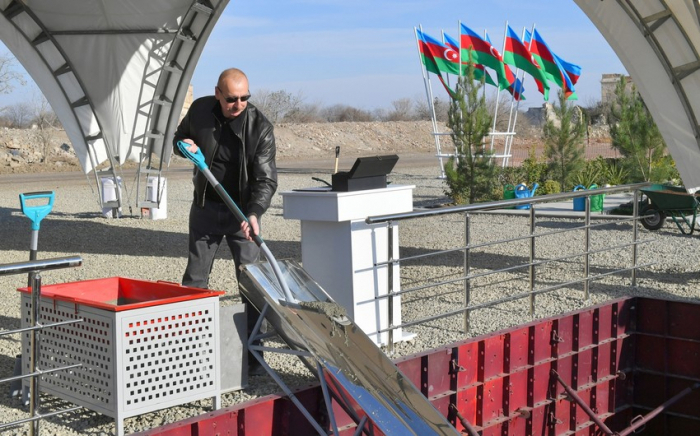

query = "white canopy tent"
[576,0,700,192]
[3,0,700,208]
[0,0,229,212]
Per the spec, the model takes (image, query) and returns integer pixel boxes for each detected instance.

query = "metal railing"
[0,256,83,436]
[366,183,651,354]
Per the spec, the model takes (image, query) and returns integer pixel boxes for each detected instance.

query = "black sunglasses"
[217,87,251,103]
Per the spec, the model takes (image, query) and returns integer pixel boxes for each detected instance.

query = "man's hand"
[182,138,199,153]
[241,215,259,242]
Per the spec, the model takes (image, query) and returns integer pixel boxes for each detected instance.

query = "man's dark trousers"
[182,200,263,371]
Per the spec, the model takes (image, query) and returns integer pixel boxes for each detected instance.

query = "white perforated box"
[20,277,222,435]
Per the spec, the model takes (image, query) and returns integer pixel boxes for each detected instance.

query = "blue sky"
[0,0,626,111]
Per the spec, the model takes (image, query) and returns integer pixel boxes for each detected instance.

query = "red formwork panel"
[137,297,700,436]
[455,385,478,429]
[455,340,479,387]
[478,377,505,426]
[528,404,549,436]
[482,334,506,381]
[425,348,454,401]
[531,320,555,364]
[507,370,528,416]
[666,302,700,340]
[395,356,422,389]
[507,327,530,373]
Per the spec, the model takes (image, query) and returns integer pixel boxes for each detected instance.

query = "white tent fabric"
[0,0,228,174]
[575,0,700,192]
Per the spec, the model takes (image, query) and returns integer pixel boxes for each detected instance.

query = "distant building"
[525,103,553,126]
[524,74,634,127]
[180,84,194,121]
[601,73,633,106]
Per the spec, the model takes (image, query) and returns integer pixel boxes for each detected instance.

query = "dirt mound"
[0,121,613,174]
[0,122,444,174]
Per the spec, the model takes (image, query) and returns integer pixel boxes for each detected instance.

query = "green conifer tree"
[609,76,667,182]
[543,89,586,190]
[444,59,495,204]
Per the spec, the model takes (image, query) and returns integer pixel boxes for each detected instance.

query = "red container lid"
[18,277,225,312]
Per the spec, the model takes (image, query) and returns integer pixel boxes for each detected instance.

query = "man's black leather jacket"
[173,96,278,218]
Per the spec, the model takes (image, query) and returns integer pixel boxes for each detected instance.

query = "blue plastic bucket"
[573,185,586,211]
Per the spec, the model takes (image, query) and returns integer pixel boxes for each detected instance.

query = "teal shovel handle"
[19,191,55,231]
[176,140,208,171]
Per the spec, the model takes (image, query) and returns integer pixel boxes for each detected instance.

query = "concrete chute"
[0,0,230,212]
[575,0,700,192]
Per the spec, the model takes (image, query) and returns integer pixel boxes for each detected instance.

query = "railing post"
[29,272,42,436]
[387,220,395,355]
[584,196,591,301]
[632,189,639,287]
[464,213,471,333]
[529,206,536,316]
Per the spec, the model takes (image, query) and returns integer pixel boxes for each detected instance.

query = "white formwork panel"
[22,295,221,435]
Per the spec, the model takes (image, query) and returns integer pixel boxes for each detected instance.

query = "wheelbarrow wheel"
[640,204,666,230]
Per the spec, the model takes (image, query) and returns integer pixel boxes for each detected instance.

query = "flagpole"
[500,21,517,168]
[503,24,536,167]
[501,24,529,168]
[505,25,535,167]
[488,27,502,157]
[500,22,526,168]
[415,25,447,178]
[456,21,465,164]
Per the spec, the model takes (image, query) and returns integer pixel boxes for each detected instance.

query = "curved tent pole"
[617,0,700,149]
[136,0,230,215]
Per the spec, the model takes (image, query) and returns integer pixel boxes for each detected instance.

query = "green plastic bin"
[589,184,605,212]
[503,184,515,209]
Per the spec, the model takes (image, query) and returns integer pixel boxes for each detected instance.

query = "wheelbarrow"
[639,184,700,234]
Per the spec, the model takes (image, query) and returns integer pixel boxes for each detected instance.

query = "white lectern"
[282,185,415,346]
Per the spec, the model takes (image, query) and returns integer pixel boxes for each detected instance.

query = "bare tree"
[383,98,415,121]
[31,95,58,163]
[414,95,449,122]
[484,95,519,132]
[413,95,432,120]
[3,101,33,128]
[322,104,374,122]
[251,89,305,124]
[0,52,26,95]
[282,102,324,123]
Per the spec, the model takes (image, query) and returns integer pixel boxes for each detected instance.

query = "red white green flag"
[415,28,457,98]
[483,31,525,101]
[443,32,498,88]
[524,28,579,100]
[503,25,550,100]
[459,23,511,90]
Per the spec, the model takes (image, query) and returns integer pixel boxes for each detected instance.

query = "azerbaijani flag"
[417,29,460,75]
[459,23,511,90]
[484,31,525,101]
[554,53,581,85]
[524,28,579,99]
[503,25,550,100]
[443,32,498,88]
[415,28,457,98]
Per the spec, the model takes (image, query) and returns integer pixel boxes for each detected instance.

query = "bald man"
[174,68,277,376]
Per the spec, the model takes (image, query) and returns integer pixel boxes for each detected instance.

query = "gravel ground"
[0,161,699,435]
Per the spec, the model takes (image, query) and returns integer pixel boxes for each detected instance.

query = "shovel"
[14,191,55,401]
[19,191,55,284]
[176,141,294,302]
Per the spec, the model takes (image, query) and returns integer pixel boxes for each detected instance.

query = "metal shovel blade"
[239,260,458,436]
